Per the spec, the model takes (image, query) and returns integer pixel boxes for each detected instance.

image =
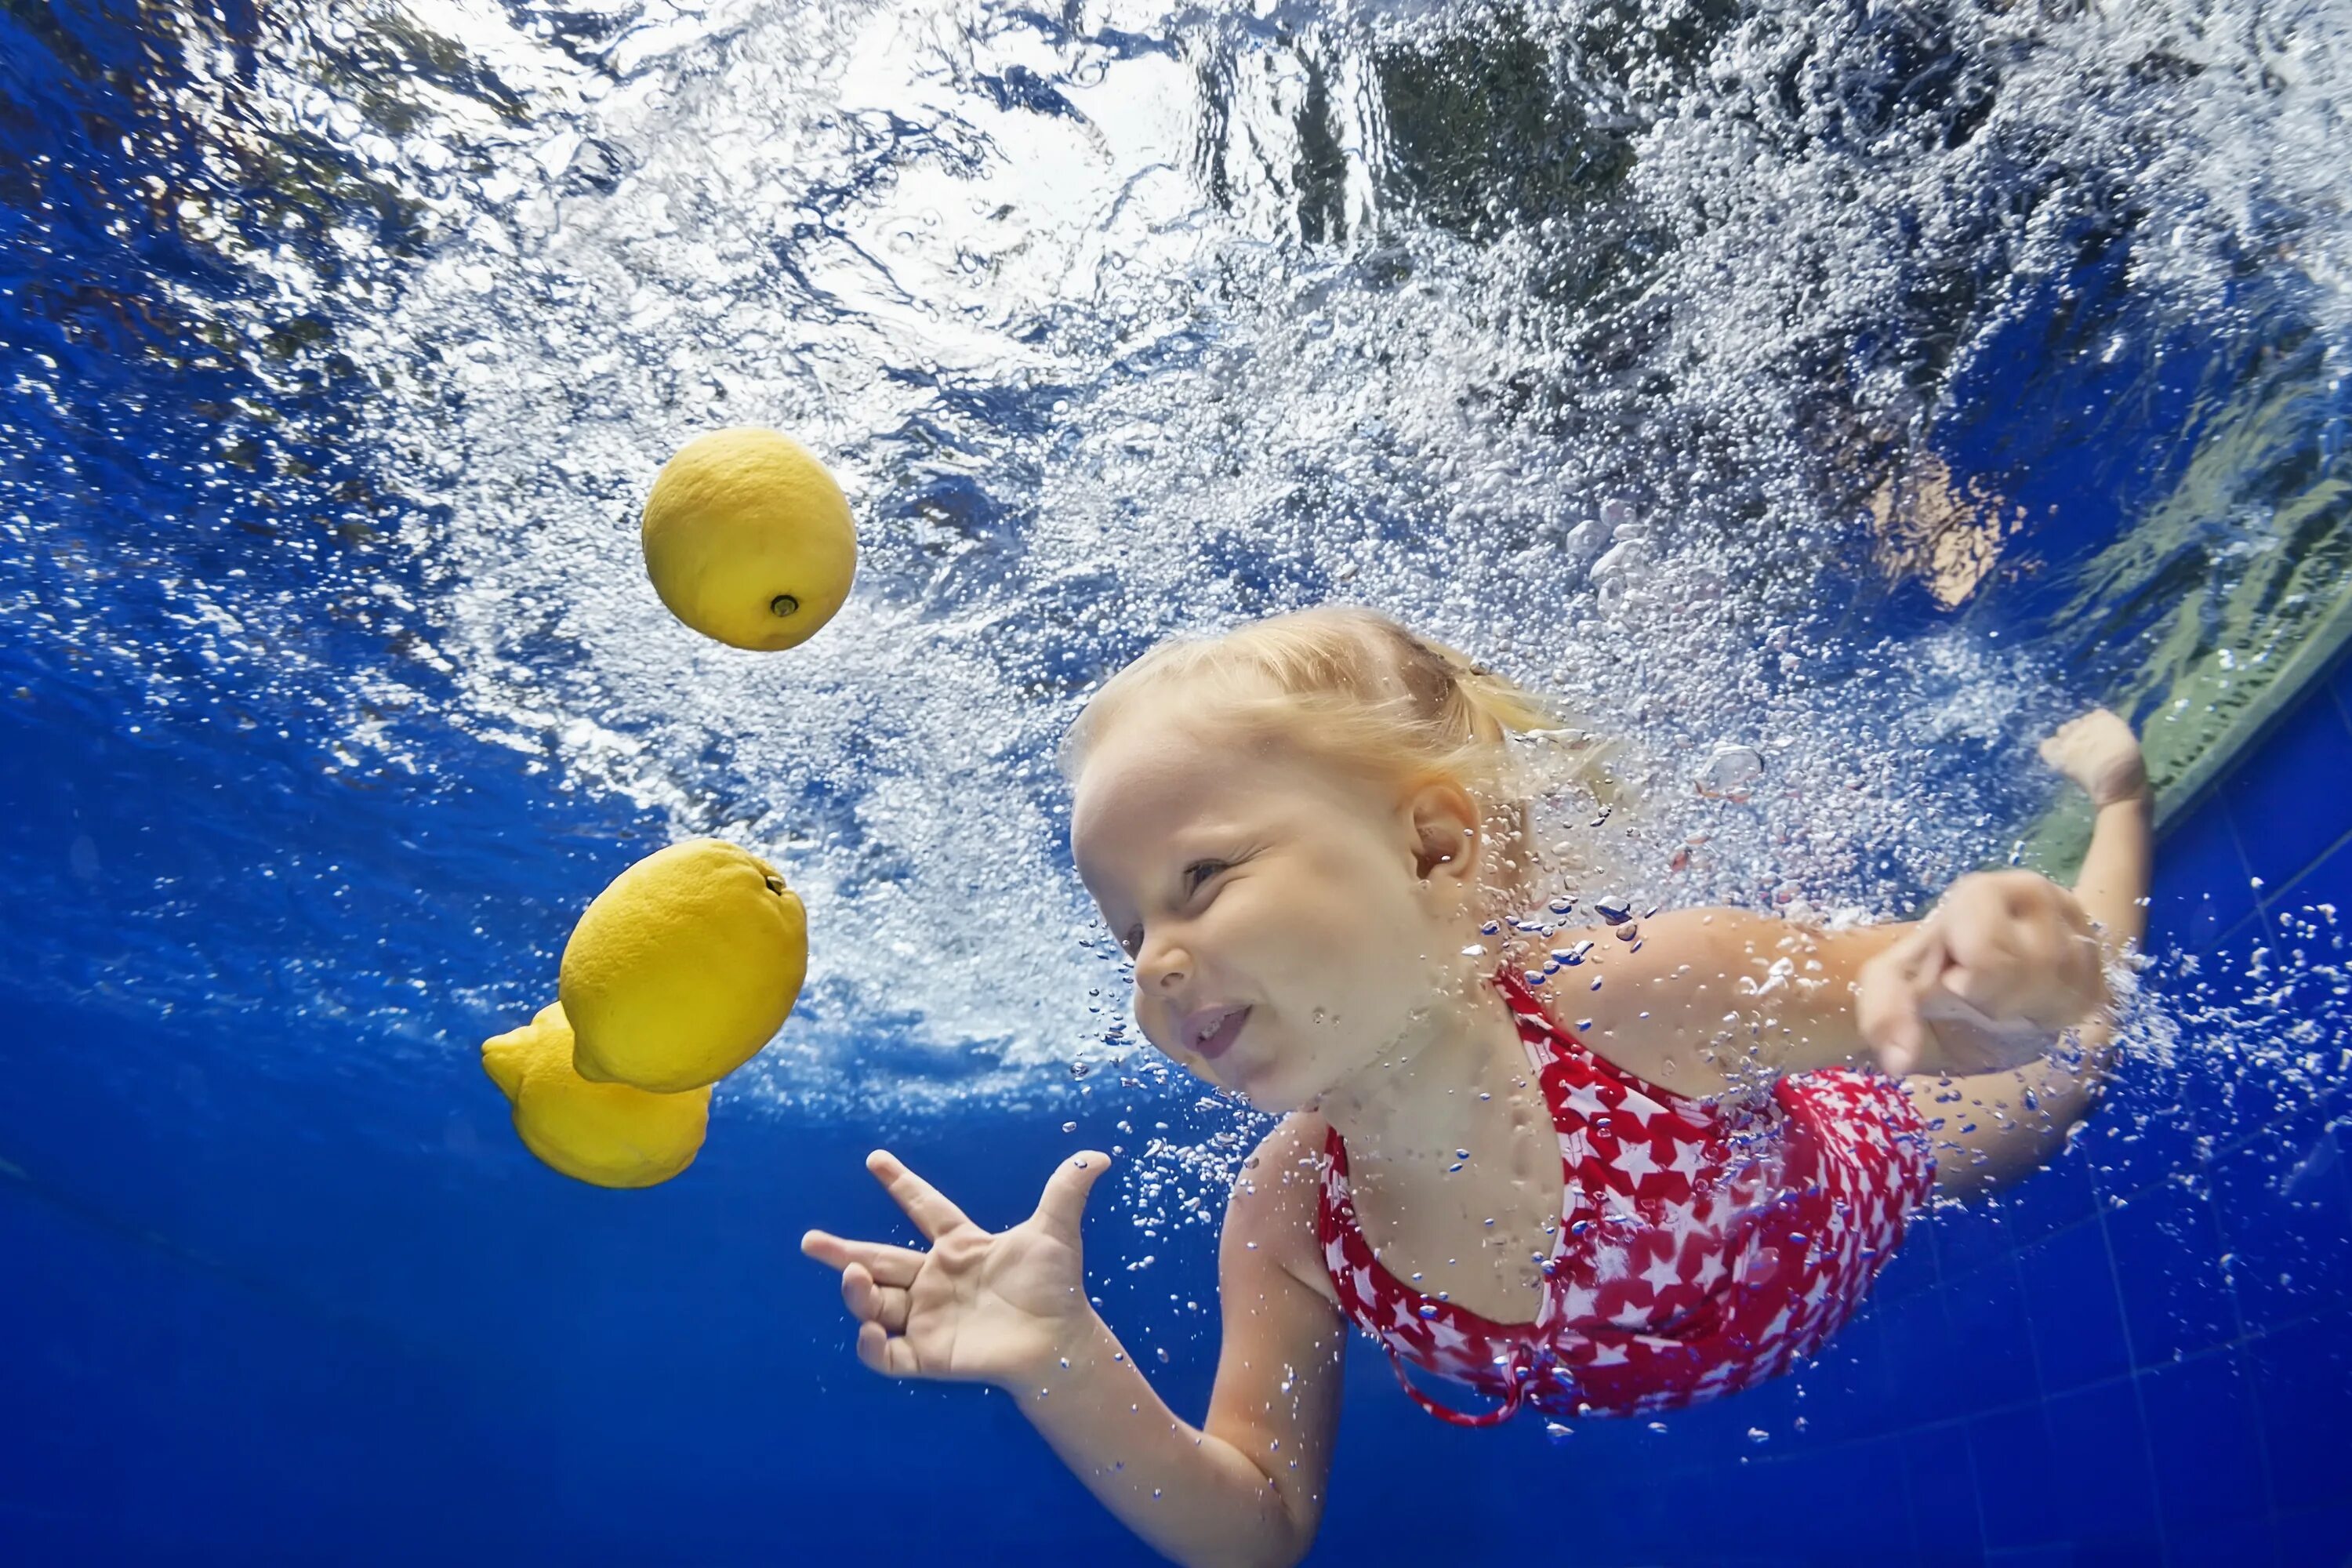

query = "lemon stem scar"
[770,593,800,618]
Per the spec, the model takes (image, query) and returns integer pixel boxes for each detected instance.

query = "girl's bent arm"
[1018,1116,1347,1568]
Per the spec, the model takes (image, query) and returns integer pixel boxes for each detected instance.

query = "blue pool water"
[4,0,2350,1562]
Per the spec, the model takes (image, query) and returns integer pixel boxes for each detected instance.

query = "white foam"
[91,0,2352,1111]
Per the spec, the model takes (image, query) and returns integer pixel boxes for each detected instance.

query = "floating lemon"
[560,838,808,1094]
[481,1002,711,1189]
[641,427,858,650]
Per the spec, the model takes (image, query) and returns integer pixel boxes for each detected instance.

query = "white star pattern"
[1312,967,1935,1425]
[1692,1249,1729,1293]
[1656,1195,1705,1246]
[1562,1080,1614,1121]
[1428,1319,1474,1355]
[1667,1137,1710,1183]
[1694,1363,1743,1397]
[1615,1090,1665,1127]
[1612,1140,1661,1182]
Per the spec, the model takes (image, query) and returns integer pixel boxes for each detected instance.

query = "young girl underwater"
[800,605,2154,1568]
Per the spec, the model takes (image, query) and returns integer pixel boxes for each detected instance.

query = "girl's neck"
[1312,968,1532,1178]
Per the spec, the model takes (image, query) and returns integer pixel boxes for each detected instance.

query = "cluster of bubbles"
[5,0,2352,1135]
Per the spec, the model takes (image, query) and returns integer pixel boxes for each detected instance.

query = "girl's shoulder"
[1221,1112,1338,1304]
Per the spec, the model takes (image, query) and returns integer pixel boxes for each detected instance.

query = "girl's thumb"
[1033,1149,1114,1235]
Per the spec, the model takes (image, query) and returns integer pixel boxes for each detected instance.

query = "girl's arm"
[801,1117,1345,1568]
[1018,1116,1345,1568]
[1559,710,2150,1095]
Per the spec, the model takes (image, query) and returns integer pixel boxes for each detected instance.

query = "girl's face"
[1070,708,1486,1112]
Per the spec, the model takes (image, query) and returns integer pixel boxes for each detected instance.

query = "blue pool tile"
[1930,1193,2032,1285]
[1940,1256,2042,1414]
[2103,1178,2239,1368]
[1877,1290,1969,1428]
[2249,1315,2352,1515]
[2141,1348,2270,1536]
[1788,1315,1900,1443]
[1867,1221,1945,1307]
[2151,797,2258,953]
[2263,835,2352,945]
[2274,1500,2352,1567]
[1969,1403,2066,1550]
[2017,1221,2131,1392]
[1828,1436,1918,1557]
[2222,692,2352,895]
[2166,935,2317,1147]
[2170,1515,2283,1568]
[2042,1378,2163,1552]
[1980,1150,2100,1250]
[2208,1110,2352,1333]
[2084,1089,2203,1207]
[2072,1544,2167,1568]
[2187,1042,2321,1162]
[1904,1423,1987,1564]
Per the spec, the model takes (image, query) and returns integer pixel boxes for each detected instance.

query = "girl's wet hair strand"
[1058,605,1630,910]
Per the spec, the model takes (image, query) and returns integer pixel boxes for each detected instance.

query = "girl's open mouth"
[1194,1007,1250,1060]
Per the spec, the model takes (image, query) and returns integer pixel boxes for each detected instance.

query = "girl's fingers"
[1935,960,2013,1017]
[799,1229,927,1287]
[865,1149,976,1242]
[1858,930,1942,1076]
[856,1319,924,1378]
[1032,1149,1113,1237]
[841,1262,911,1333]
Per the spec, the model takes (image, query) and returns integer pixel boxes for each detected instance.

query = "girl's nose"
[1138,936,1189,991]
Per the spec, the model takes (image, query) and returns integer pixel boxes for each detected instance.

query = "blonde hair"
[1057,604,1632,917]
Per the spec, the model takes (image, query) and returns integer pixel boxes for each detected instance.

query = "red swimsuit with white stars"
[1317,965,1936,1426]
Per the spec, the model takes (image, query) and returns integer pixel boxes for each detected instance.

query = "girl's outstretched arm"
[800,1120,1345,1568]
[1897,710,2152,1194]
[1559,710,2149,1105]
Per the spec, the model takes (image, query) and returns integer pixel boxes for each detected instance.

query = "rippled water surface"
[9,0,2350,1104]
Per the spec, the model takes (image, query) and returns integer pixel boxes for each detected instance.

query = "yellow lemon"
[560,838,808,1093]
[481,1002,711,1189]
[641,427,858,650]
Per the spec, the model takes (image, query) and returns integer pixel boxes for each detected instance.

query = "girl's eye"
[1118,860,1234,960]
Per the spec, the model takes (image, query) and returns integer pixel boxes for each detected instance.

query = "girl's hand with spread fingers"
[801,1148,1112,1387]
[1853,869,2111,1078]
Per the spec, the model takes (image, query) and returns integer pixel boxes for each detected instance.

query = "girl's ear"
[1405,779,1483,887]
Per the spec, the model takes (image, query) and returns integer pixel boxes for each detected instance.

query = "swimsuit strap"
[1384,1342,1533,1428]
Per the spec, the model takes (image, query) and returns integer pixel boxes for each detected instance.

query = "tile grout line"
[2235,679,2352,930]
[2191,1112,2282,1563]
[2092,1190,2175,1565]
[1728,1300,2339,1473]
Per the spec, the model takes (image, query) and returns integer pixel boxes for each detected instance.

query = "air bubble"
[1697,746,1765,798]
